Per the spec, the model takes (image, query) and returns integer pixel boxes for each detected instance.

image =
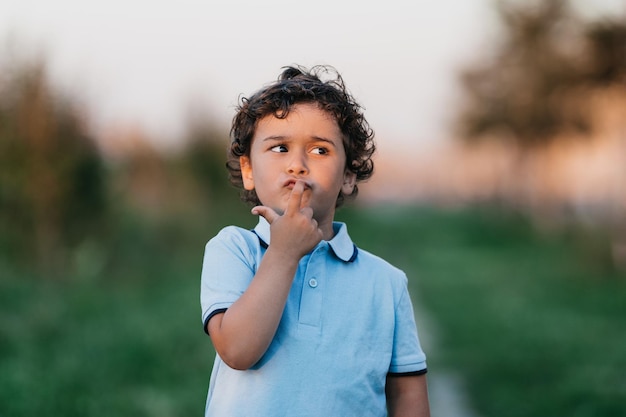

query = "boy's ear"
[341,169,357,195]
[240,156,255,190]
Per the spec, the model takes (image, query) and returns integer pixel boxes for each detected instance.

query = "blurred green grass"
[340,205,626,417]
[0,198,252,417]
[1,203,625,416]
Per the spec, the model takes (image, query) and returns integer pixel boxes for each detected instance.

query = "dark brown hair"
[227,65,375,207]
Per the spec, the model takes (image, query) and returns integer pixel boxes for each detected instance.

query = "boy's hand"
[252,180,323,259]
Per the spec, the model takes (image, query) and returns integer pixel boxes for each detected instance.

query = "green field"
[341,206,626,417]
[1,203,625,416]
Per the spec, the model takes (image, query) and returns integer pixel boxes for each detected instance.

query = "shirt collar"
[253,217,358,263]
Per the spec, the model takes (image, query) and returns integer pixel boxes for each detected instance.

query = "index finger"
[285,180,305,215]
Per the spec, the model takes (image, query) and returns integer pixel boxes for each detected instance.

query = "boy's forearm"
[207,246,299,370]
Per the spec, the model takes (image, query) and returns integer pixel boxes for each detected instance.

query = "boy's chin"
[264,204,285,216]
[257,195,313,216]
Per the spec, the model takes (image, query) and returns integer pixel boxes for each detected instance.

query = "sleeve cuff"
[388,368,428,377]
[203,308,228,335]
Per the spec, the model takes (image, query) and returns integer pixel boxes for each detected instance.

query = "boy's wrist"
[264,244,305,265]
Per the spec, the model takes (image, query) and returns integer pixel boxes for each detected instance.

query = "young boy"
[200,65,430,416]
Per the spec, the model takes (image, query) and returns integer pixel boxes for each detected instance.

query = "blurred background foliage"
[457,0,626,146]
[0,0,625,416]
[0,56,107,274]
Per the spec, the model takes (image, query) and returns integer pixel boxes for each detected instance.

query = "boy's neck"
[318,218,337,241]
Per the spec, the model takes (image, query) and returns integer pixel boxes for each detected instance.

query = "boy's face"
[240,103,356,227]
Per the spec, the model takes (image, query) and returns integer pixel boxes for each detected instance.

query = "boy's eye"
[270,145,288,153]
[311,147,328,155]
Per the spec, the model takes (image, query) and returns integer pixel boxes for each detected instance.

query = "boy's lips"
[284,178,312,190]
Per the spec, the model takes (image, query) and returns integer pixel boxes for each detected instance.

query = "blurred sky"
[1,0,624,153]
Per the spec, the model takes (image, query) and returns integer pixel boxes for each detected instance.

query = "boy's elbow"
[225,360,253,371]
[208,314,264,370]
[218,349,258,370]
[213,336,260,370]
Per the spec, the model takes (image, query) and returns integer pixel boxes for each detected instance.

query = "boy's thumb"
[251,206,279,224]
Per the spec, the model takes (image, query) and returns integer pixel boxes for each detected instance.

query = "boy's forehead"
[261,102,334,121]
[254,103,342,140]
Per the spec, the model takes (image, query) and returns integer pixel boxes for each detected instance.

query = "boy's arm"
[207,181,322,370]
[386,374,430,417]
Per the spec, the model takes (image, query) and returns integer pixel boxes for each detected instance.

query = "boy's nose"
[287,153,308,175]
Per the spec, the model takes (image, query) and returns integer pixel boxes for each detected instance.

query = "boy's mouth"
[284,179,312,190]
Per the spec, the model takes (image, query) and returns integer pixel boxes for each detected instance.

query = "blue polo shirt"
[200,218,427,417]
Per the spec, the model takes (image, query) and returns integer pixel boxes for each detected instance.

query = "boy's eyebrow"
[260,135,287,142]
[261,135,339,147]
[312,136,339,147]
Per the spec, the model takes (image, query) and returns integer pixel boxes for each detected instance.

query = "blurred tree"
[0,53,107,274]
[584,18,626,85]
[454,0,626,267]
[181,117,231,201]
[106,128,171,218]
[456,0,592,147]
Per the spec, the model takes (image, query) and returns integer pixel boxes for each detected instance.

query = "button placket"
[298,246,325,328]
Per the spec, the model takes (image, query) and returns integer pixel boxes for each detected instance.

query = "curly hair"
[226,64,376,207]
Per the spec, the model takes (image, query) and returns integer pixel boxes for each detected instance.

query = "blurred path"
[414,300,480,417]
[428,372,479,417]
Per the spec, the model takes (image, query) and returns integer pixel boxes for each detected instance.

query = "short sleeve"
[200,226,259,333]
[388,281,427,375]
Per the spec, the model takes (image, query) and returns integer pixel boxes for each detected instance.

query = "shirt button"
[308,278,318,288]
